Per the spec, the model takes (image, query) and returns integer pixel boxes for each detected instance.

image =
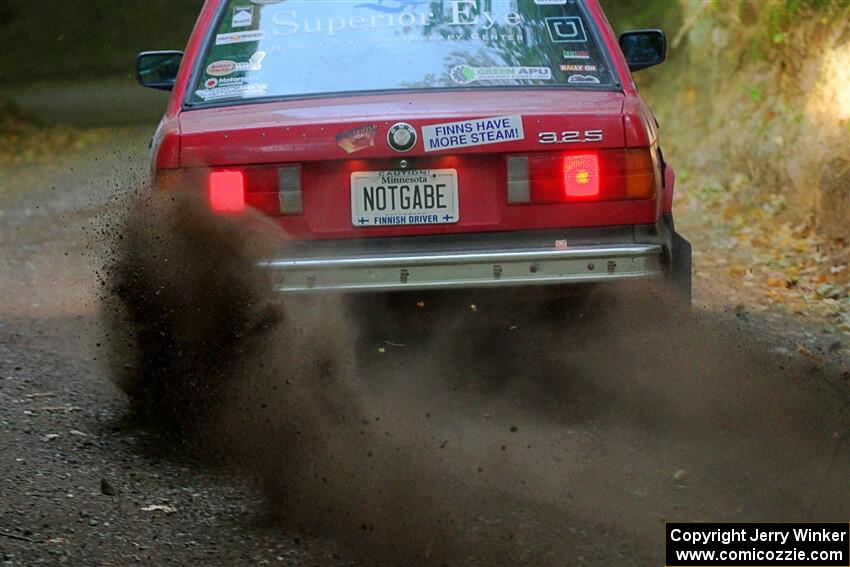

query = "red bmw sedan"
[137,0,691,303]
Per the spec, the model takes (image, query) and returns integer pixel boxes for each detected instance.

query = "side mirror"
[619,30,666,72]
[137,51,183,91]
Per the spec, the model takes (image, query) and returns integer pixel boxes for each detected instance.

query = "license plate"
[350,169,459,227]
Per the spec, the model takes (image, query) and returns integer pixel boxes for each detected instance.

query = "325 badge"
[538,130,603,144]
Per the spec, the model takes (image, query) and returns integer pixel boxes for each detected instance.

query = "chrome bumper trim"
[260,244,663,293]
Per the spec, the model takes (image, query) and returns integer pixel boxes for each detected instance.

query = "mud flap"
[670,231,692,307]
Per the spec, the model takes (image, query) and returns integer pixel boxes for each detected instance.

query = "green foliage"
[598,0,681,34]
[748,0,848,60]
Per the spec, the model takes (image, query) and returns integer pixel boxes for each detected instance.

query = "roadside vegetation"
[0,99,110,167]
[632,0,849,339]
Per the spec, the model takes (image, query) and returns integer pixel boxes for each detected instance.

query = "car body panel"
[177,90,626,165]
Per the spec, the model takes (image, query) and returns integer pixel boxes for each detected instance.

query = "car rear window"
[189,0,615,105]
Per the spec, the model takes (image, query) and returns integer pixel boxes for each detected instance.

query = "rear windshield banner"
[191,0,615,104]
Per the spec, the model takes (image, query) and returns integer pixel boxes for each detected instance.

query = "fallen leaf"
[796,346,824,365]
[141,504,177,514]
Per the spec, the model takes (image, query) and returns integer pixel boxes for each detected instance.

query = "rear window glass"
[190,0,614,105]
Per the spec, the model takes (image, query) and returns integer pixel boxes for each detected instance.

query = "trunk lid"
[179,90,625,164]
[178,90,645,239]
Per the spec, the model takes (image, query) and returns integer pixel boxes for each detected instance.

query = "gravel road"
[1,127,848,566]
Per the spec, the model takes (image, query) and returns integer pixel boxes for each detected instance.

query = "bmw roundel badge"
[387,122,417,152]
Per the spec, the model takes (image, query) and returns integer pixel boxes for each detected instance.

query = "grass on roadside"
[0,97,110,167]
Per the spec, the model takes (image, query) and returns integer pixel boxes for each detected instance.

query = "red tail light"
[562,154,600,198]
[209,170,245,212]
[508,148,657,204]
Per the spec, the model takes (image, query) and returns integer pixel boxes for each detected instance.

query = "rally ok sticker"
[421,115,524,152]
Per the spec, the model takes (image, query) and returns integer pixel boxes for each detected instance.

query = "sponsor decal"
[422,115,524,152]
[545,16,587,43]
[205,51,265,77]
[232,5,254,28]
[205,78,218,88]
[450,65,552,84]
[387,123,417,152]
[336,124,378,154]
[566,74,600,84]
[215,30,265,45]
[215,76,253,87]
[560,63,597,72]
[195,83,269,101]
[206,60,237,76]
[562,49,590,59]
[238,51,266,71]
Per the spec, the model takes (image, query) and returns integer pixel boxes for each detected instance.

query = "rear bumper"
[259,220,677,294]
[262,244,663,293]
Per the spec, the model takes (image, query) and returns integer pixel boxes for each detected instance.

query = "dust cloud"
[100,187,850,566]
[100,189,464,565]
